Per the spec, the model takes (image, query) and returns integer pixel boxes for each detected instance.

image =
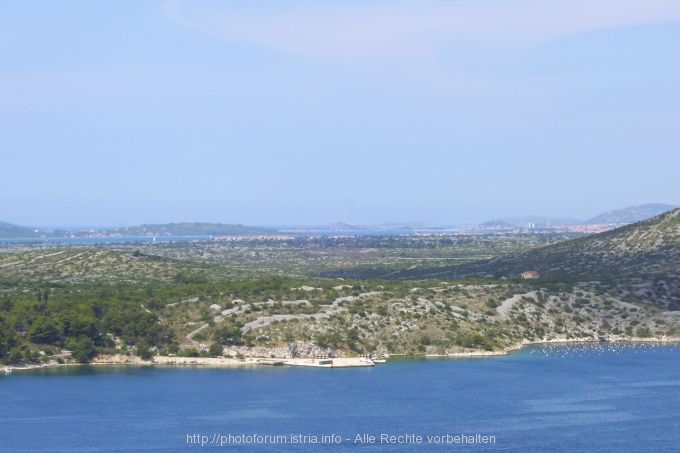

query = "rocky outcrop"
[222,341,340,359]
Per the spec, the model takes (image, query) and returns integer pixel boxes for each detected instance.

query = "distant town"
[2,202,675,242]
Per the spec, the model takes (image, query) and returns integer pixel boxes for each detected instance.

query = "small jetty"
[256,359,285,366]
[255,354,389,368]
[284,356,375,368]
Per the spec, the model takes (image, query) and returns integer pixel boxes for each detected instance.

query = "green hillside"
[2,212,679,366]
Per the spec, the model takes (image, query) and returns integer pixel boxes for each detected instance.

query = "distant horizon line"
[4,202,678,230]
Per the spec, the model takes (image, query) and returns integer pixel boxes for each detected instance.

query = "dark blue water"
[2,344,679,452]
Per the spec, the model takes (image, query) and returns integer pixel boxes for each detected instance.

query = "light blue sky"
[2,1,679,226]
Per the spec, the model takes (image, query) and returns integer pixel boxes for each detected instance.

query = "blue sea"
[2,344,679,452]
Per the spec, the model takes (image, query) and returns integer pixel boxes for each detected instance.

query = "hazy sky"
[2,1,679,227]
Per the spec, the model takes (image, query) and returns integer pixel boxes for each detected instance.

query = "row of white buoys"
[528,342,678,358]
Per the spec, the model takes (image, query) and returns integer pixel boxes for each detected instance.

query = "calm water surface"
[1,344,679,452]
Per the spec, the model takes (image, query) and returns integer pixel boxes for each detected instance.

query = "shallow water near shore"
[2,344,679,452]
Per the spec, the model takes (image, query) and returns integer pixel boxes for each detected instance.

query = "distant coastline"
[0,235,214,245]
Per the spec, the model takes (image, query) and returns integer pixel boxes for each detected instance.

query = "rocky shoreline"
[4,336,679,374]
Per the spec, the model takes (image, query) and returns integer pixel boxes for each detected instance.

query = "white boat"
[3,368,11,375]
[372,358,387,364]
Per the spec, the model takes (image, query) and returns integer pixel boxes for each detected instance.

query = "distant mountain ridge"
[479,219,513,228]
[479,203,677,227]
[584,203,677,225]
[3,203,677,238]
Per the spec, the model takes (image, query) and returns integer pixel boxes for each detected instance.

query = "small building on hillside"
[521,270,540,279]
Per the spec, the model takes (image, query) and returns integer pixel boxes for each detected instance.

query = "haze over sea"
[2,344,679,452]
